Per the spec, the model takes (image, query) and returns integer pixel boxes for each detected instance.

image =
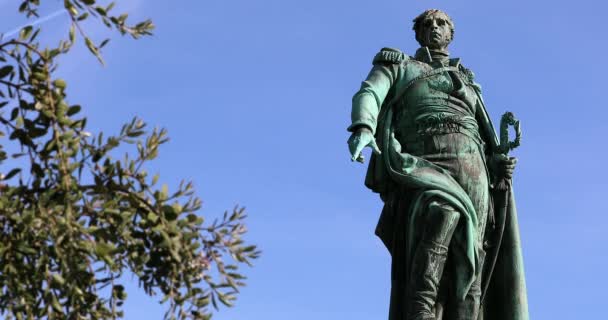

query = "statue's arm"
[348,48,404,135]
[472,81,518,180]
[347,48,405,162]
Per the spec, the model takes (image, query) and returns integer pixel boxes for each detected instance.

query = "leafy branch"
[0,1,259,319]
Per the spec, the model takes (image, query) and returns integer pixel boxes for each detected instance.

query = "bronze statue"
[347,9,529,320]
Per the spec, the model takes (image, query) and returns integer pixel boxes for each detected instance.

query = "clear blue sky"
[2,0,607,319]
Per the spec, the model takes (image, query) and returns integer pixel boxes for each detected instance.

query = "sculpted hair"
[412,9,455,46]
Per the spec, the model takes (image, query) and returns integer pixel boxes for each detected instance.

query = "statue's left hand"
[491,154,517,179]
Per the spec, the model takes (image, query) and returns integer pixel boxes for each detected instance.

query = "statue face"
[419,13,452,50]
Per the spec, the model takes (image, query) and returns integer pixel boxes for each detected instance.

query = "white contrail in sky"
[3,9,67,38]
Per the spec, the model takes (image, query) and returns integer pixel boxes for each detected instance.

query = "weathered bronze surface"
[347,9,528,320]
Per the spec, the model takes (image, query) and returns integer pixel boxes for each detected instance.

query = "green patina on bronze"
[347,9,528,320]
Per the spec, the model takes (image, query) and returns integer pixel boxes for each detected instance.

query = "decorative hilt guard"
[498,111,521,155]
[495,111,521,191]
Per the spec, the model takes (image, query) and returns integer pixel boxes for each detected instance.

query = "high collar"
[414,47,460,67]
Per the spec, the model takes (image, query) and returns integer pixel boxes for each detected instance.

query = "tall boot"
[407,201,460,320]
[407,240,450,320]
[451,249,486,320]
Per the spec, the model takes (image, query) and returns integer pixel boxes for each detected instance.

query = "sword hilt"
[494,111,521,191]
[499,111,521,155]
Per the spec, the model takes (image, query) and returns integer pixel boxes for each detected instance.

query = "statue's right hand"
[347,127,381,163]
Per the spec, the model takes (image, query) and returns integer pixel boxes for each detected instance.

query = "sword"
[480,110,522,304]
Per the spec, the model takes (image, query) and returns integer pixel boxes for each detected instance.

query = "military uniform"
[349,47,528,320]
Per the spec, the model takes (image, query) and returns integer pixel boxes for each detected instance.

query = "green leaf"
[84,37,105,65]
[217,293,234,307]
[51,274,65,286]
[3,168,21,180]
[163,205,177,221]
[0,65,13,79]
[147,212,159,224]
[29,27,41,41]
[95,6,106,15]
[95,242,116,259]
[32,72,46,81]
[99,38,110,48]
[54,79,67,89]
[160,184,168,201]
[77,12,89,21]
[50,294,62,312]
[10,107,18,120]
[69,24,76,43]
[67,105,81,116]
[19,25,33,40]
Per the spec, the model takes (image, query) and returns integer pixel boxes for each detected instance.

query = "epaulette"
[372,47,408,65]
[458,64,482,92]
[458,64,475,82]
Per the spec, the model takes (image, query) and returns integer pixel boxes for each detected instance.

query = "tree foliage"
[0,1,260,319]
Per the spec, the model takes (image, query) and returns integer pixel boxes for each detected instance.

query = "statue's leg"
[448,248,486,320]
[407,200,460,320]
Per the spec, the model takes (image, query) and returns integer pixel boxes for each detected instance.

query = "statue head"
[412,9,455,50]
